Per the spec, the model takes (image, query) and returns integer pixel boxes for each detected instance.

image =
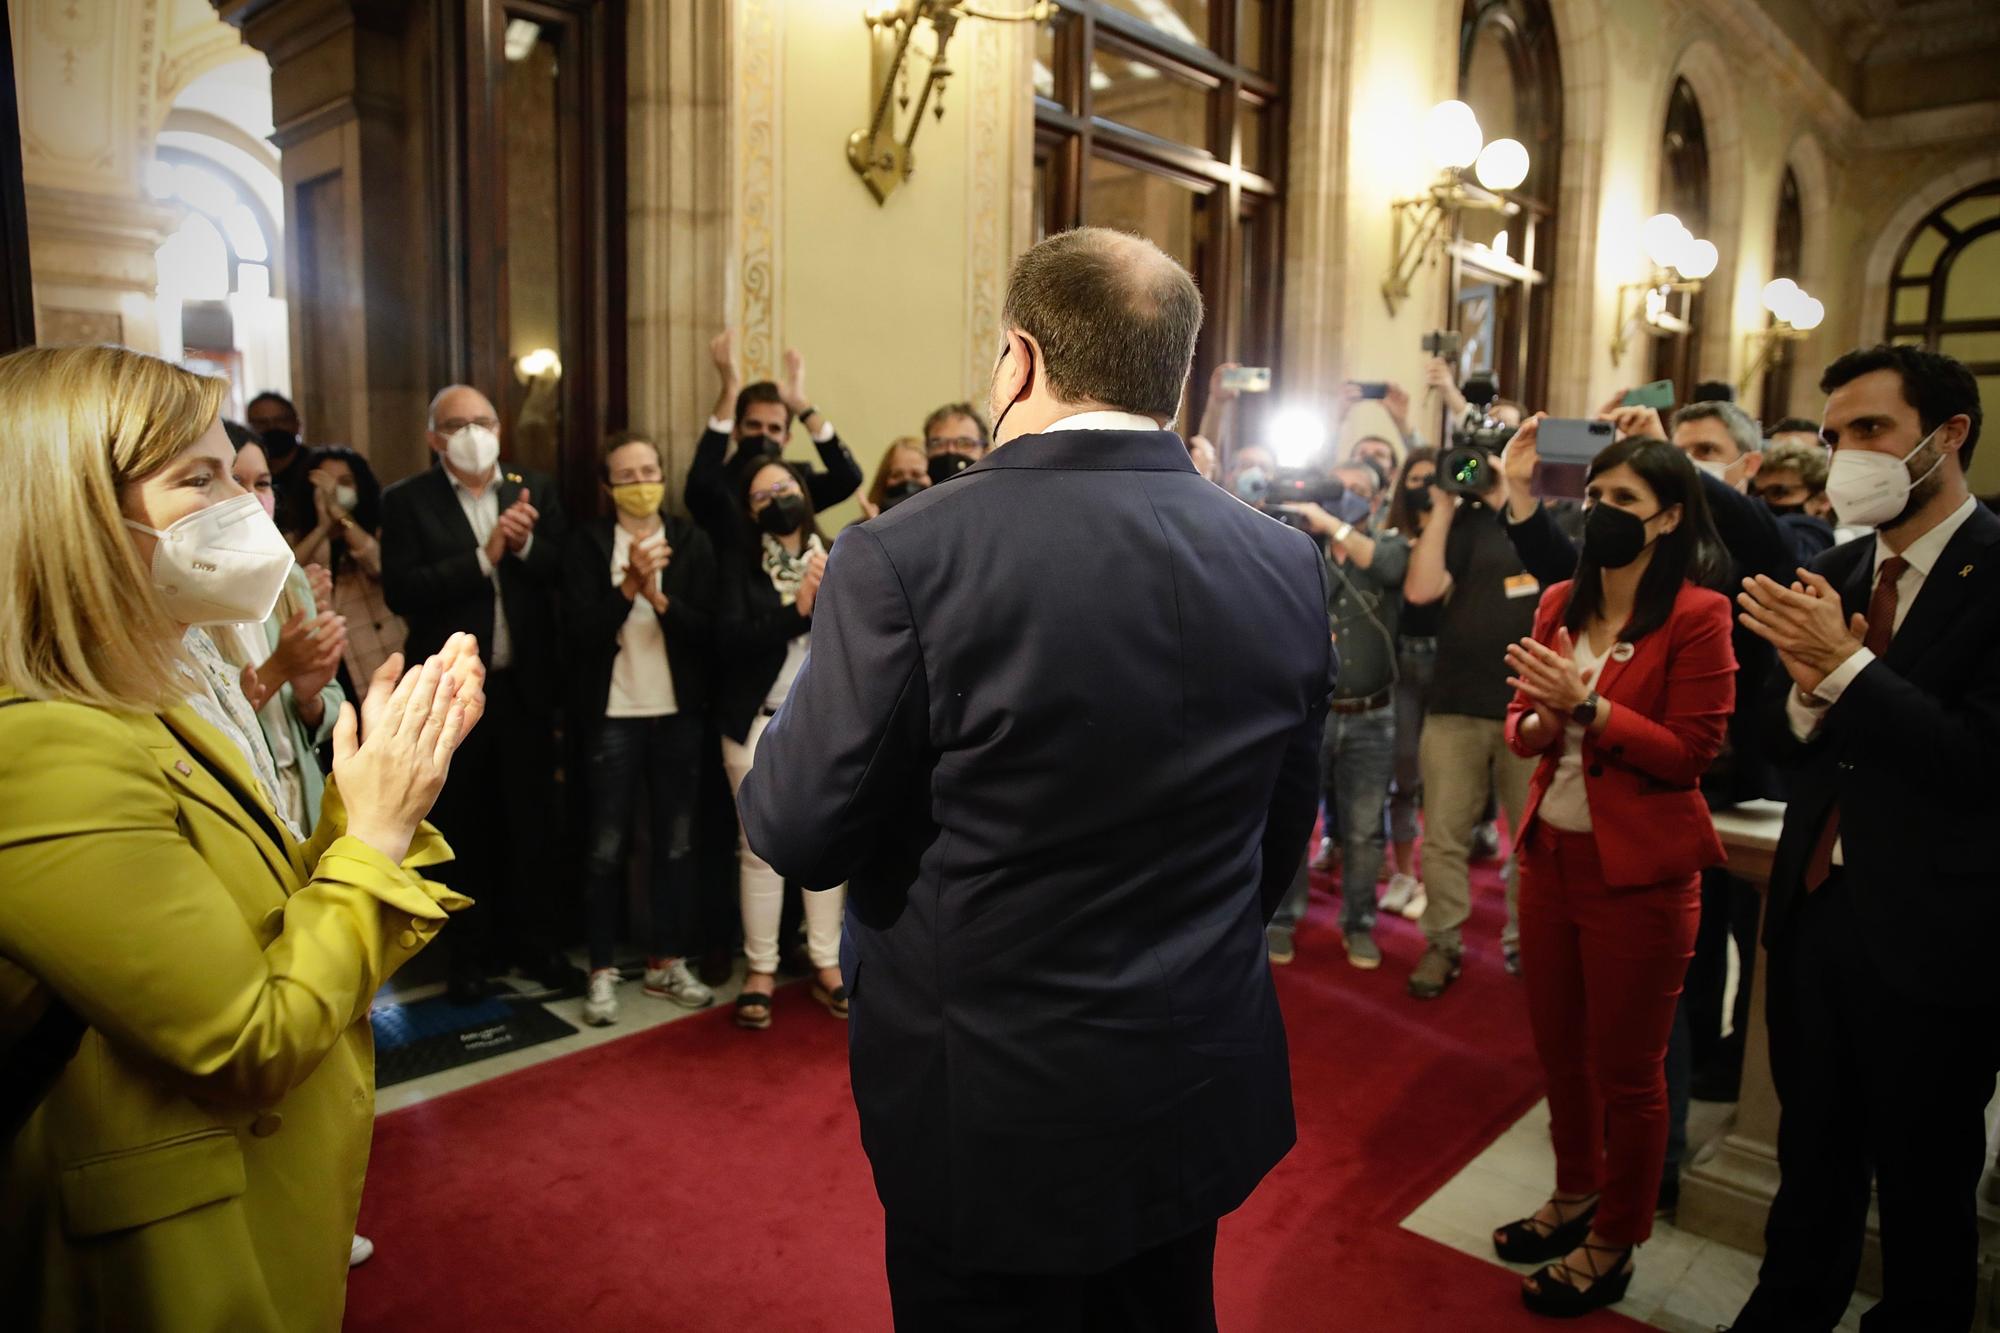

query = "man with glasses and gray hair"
[739,226,1334,1327]
[380,385,577,1003]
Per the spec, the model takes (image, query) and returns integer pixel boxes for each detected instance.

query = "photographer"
[1271,499,1411,969]
[1402,433,1537,997]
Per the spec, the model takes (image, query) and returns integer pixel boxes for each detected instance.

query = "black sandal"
[811,981,849,1019]
[734,989,774,1030]
[1520,1239,1634,1318]
[1493,1196,1598,1264]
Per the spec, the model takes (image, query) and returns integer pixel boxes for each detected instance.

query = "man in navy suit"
[738,227,1335,1330]
[1733,346,1998,1332]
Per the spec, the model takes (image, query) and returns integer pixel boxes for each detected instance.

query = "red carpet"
[348,861,1647,1331]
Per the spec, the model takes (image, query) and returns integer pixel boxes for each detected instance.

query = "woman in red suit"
[1491,432,1736,1318]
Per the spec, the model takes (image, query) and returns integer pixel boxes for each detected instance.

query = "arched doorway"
[1758,167,1803,423]
[1451,0,1563,410]
[1650,77,1708,395]
[1885,177,2000,492]
[148,56,289,418]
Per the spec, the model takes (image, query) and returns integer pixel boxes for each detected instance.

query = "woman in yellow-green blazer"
[0,345,485,1332]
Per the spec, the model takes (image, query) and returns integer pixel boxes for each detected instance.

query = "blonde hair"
[0,344,228,711]
[868,436,930,511]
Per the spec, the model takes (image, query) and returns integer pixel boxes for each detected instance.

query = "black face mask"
[1581,503,1660,570]
[757,492,809,538]
[1403,486,1434,515]
[882,479,926,510]
[928,453,975,486]
[1762,498,1806,517]
[261,428,299,460]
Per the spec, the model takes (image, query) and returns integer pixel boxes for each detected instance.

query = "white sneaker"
[349,1234,375,1268]
[644,959,715,1009]
[1381,873,1419,914]
[1401,886,1428,922]
[582,967,619,1026]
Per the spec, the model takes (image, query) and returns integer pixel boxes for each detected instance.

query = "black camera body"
[1255,472,1349,509]
[1438,419,1519,497]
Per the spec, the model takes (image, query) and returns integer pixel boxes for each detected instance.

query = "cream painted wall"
[751,3,1025,531]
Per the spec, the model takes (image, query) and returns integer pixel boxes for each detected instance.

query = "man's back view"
[739,228,1334,1330]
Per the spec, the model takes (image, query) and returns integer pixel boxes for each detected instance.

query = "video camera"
[1235,468,1348,513]
[1440,410,1520,498]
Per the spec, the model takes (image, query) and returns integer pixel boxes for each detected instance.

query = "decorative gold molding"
[735,0,780,383]
[962,18,1014,400]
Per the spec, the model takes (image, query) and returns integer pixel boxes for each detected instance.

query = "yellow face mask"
[610,481,665,518]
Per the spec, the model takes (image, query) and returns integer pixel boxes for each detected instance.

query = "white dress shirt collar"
[1877,494,1977,579]
[1042,410,1171,434]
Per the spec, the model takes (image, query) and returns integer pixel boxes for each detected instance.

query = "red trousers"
[1518,822,1699,1246]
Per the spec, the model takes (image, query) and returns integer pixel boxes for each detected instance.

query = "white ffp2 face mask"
[124,492,297,625]
[1825,426,1945,530]
[445,424,501,477]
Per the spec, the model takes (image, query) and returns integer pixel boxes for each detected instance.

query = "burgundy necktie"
[1803,555,1908,891]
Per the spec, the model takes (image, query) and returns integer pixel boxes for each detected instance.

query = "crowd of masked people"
[1185,344,1993,1326]
[217,330,997,1034]
[3,325,1987,1329]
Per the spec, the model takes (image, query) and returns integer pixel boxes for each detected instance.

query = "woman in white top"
[717,460,847,1030]
[561,433,721,1025]
[1490,429,1737,1318]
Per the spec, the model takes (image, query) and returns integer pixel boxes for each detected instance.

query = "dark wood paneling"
[0,5,35,354]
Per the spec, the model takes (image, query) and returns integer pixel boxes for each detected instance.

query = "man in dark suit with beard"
[1732,345,1999,1332]
[738,227,1335,1329]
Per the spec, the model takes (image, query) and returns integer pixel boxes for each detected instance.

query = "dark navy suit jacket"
[737,427,1335,1274]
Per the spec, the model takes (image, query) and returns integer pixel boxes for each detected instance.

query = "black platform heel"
[1493,1196,1598,1264]
[1520,1239,1634,1319]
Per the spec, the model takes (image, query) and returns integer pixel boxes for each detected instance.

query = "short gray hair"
[1000,227,1204,420]
[1672,399,1761,460]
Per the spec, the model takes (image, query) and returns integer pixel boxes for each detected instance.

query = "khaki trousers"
[1416,712,1534,953]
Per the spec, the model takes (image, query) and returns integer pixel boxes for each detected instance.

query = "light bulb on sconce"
[1424,100,1484,172]
[1613,214,1719,364]
[1677,238,1719,281]
[1382,103,1531,313]
[515,347,562,380]
[1474,138,1529,192]
[1641,213,1692,270]
[1740,280,1824,394]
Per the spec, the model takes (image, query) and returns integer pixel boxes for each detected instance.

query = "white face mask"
[445,423,501,478]
[124,492,297,625]
[1825,426,1945,530]
[1693,458,1732,485]
[334,484,359,512]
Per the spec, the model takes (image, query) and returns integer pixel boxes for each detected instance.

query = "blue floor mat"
[370,992,579,1088]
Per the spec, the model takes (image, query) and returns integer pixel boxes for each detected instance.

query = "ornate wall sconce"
[1382,100,1530,315]
[849,1,1051,205]
[1609,212,1719,365]
[1736,279,1825,393]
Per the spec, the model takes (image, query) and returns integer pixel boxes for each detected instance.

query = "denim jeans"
[1385,638,1436,847]
[583,713,703,969]
[1274,703,1397,936]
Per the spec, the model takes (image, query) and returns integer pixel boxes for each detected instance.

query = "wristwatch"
[1333,521,1354,544]
[1570,692,1600,725]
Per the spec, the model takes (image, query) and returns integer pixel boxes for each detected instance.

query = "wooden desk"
[1675,801,1791,1257]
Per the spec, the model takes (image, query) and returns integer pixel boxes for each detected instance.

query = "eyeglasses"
[437,416,500,434]
[928,436,982,453]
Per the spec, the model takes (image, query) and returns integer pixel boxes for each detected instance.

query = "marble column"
[1279,0,1352,427]
[624,0,733,510]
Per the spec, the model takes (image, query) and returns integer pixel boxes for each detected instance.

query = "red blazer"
[1506,580,1737,887]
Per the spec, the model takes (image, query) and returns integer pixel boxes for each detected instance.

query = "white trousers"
[722,713,846,975]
